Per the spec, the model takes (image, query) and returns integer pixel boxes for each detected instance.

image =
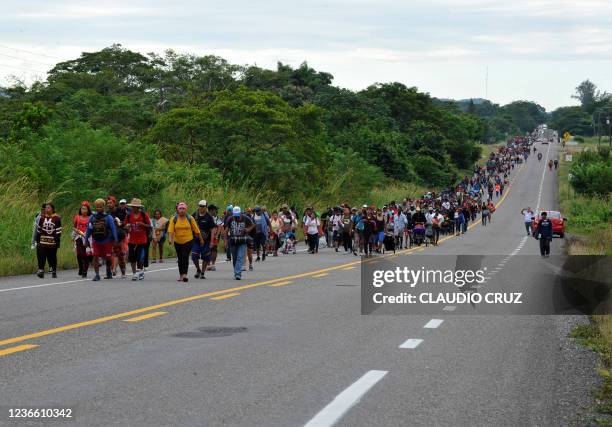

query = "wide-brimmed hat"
[127,198,144,208]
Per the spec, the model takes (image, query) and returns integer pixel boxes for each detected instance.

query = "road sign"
[563,131,571,142]
[565,154,572,162]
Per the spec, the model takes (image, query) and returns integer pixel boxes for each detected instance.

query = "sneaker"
[93,274,101,281]
[37,270,44,278]
[139,271,145,280]
[194,271,201,279]
[209,266,216,271]
[249,264,254,271]
[152,260,157,264]
[51,271,57,278]
[242,266,247,271]
[121,273,127,279]
[200,274,206,279]
[255,256,261,262]
[132,274,138,281]
[235,275,241,280]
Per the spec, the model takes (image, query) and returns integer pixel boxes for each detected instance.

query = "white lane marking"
[399,338,423,349]
[424,319,444,329]
[535,142,551,213]
[0,249,313,293]
[443,305,456,311]
[304,370,388,427]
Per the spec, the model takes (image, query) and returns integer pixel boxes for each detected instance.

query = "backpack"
[173,213,193,226]
[172,214,196,237]
[92,215,108,240]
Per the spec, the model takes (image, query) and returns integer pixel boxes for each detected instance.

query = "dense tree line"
[1,44,490,206]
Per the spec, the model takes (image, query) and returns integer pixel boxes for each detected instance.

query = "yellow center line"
[312,273,329,278]
[0,165,524,349]
[0,344,38,357]
[210,292,240,301]
[341,266,356,270]
[268,281,293,287]
[123,311,167,323]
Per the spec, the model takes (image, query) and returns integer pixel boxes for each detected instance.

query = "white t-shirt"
[304,217,320,235]
[330,214,343,231]
[522,210,533,222]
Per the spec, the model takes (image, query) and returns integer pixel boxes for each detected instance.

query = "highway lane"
[0,140,601,426]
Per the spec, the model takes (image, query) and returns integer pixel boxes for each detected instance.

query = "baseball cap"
[232,206,242,217]
[198,199,207,207]
[119,199,127,204]
[226,204,233,211]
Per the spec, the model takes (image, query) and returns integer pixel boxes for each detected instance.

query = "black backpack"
[92,215,108,240]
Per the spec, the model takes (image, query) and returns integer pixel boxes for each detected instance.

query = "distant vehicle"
[531,210,566,238]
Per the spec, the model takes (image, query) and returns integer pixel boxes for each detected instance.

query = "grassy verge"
[558,142,612,424]
[477,141,503,167]
[0,179,428,277]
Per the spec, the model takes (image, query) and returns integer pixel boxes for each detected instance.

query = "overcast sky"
[1,0,611,111]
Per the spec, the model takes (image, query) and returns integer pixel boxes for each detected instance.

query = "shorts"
[113,239,127,256]
[377,231,385,243]
[128,243,147,263]
[92,241,113,258]
[192,240,212,262]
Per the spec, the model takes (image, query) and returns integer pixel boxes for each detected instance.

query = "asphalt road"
[0,141,601,426]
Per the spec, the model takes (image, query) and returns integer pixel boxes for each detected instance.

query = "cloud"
[0,0,611,110]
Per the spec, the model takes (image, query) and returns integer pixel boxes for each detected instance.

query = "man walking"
[224,206,254,280]
[521,207,534,236]
[533,211,553,257]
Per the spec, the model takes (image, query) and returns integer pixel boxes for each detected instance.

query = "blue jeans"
[231,244,247,278]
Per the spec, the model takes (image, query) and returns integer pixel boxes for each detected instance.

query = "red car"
[531,210,566,238]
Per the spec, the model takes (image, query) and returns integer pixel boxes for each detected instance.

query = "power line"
[0,63,49,74]
[0,43,64,61]
[0,52,55,67]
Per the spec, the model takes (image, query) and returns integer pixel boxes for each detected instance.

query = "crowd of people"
[30,137,537,281]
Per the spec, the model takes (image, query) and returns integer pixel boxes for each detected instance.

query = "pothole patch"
[171,326,248,338]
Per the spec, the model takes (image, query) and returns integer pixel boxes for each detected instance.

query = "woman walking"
[168,202,202,283]
[73,201,92,277]
[303,208,321,254]
[35,203,62,278]
[151,208,168,263]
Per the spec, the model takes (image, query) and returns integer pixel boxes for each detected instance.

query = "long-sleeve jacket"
[35,214,62,248]
[534,219,553,239]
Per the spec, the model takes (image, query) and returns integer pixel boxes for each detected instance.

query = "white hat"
[232,206,241,216]
[198,199,207,207]
[119,199,127,204]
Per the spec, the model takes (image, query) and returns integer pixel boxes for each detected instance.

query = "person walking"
[34,203,62,278]
[225,206,254,280]
[151,209,168,263]
[533,211,553,257]
[125,198,152,281]
[73,201,92,277]
[303,208,321,254]
[168,202,202,283]
[85,199,118,281]
[520,207,534,236]
[191,200,216,279]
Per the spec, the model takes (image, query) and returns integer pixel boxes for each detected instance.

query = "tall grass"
[558,142,612,416]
